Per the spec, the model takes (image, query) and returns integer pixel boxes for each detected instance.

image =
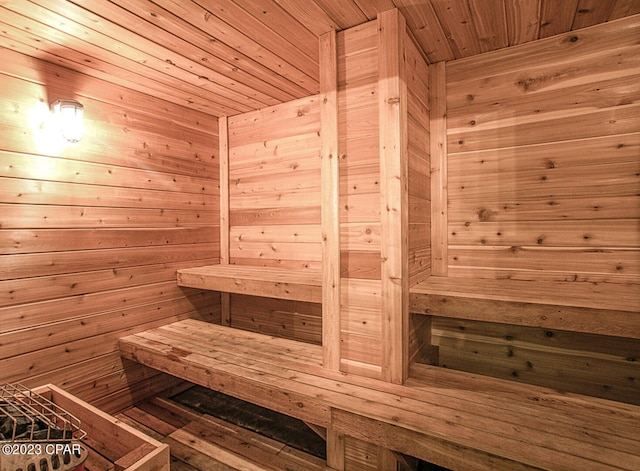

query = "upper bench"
[410,275,640,339]
[177,265,322,303]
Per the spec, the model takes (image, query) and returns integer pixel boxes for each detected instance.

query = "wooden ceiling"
[1,0,639,117]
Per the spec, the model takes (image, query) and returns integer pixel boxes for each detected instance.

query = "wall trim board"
[320,29,341,372]
[378,9,409,384]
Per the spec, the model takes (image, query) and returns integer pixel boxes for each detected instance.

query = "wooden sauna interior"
[1,1,639,470]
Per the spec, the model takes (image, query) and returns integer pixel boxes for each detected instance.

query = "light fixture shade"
[52,99,84,143]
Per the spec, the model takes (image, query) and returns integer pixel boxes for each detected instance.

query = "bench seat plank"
[119,320,640,471]
[177,265,322,303]
[410,276,640,338]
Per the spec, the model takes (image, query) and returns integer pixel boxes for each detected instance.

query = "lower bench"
[119,319,640,471]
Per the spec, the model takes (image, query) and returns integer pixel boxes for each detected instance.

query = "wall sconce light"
[51,99,84,143]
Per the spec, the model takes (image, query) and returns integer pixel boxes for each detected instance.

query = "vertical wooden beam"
[378,9,409,384]
[326,427,345,470]
[320,30,341,372]
[377,446,399,470]
[429,62,448,276]
[219,116,231,325]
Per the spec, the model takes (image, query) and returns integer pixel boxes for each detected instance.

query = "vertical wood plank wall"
[0,49,220,412]
[320,30,342,372]
[378,9,409,384]
[337,21,383,378]
[405,29,433,369]
[336,15,431,379]
[430,15,640,402]
[405,33,431,288]
[226,96,323,343]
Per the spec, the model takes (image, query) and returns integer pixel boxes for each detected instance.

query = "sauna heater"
[0,383,88,471]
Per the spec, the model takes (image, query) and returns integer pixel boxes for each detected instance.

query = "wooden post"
[326,427,345,470]
[378,9,409,384]
[429,61,448,276]
[219,116,231,325]
[377,446,399,470]
[320,29,341,372]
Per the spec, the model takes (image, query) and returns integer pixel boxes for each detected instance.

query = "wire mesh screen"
[0,383,86,443]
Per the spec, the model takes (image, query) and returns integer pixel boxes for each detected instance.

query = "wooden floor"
[114,389,326,471]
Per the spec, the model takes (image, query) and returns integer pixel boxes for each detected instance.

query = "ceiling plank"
[152,0,319,94]
[271,0,339,36]
[71,0,293,107]
[539,0,579,38]
[467,0,509,53]
[608,0,640,19]
[107,0,307,103]
[0,17,241,116]
[353,0,396,20]
[313,0,369,29]
[504,0,540,46]
[430,0,483,58]
[0,4,251,115]
[572,0,616,29]
[26,0,267,109]
[230,0,319,58]
[192,0,318,72]
[393,0,454,63]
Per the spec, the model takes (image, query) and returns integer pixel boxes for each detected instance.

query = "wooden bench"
[177,265,322,303]
[119,319,640,471]
[410,276,640,339]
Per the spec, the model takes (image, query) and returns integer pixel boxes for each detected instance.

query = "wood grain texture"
[337,19,384,378]
[119,318,640,471]
[378,9,409,384]
[0,49,219,410]
[2,0,637,120]
[320,29,342,371]
[406,32,431,287]
[177,265,322,303]
[442,15,640,301]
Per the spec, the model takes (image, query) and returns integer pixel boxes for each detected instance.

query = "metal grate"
[0,383,86,443]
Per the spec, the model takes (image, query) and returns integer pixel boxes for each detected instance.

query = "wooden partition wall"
[224,96,323,343]
[335,11,431,381]
[218,10,430,384]
[422,15,640,403]
[0,48,220,412]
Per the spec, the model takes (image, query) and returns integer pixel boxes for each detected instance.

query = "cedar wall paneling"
[432,16,640,402]
[338,21,383,377]
[445,16,639,285]
[226,96,322,343]
[0,49,220,412]
[406,33,430,287]
[336,18,431,379]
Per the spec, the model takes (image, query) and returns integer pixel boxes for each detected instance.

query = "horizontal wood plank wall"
[432,317,640,405]
[445,15,640,293]
[226,96,322,342]
[0,49,220,412]
[337,21,383,378]
[431,16,640,403]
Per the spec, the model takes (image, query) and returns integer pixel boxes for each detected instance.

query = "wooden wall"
[226,96,323,343]
[336,15,431,380]
[0,48,220,412]
[220,13,432,380]
[406,31,430,288]
[337,21,383,377]
[445,16,639,288]
[428,15,640,403]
